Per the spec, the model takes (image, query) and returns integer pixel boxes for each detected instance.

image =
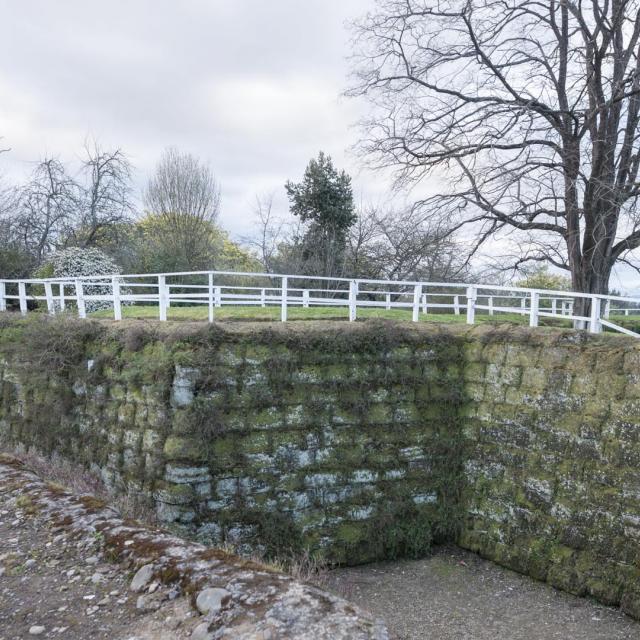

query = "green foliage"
[218,236,262,272]
[334,502,434,564]
[129,215,259,273]
[221,509,305,559]
[285,151,356,277]
[135,214,222,272]
[371,502,434,560]
[0,242,36,279]
[515,265,571,291]
[0,315,105,378]
[286,151,355,232]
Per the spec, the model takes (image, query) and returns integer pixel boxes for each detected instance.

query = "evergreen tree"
[285,152,356,277]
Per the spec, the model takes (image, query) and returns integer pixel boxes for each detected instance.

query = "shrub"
[47,247,122,313]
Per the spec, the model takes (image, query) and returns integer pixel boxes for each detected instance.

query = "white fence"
[1,270,640,337]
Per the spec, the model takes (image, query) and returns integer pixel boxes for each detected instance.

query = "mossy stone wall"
[459,326,640,618]
[0,317,465,565]
[2,316,640,616]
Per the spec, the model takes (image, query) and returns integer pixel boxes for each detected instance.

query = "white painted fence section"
[2,269,640,337]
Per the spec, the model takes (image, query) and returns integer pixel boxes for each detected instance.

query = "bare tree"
[247,192,283,271]
[347,205,469,281]
[145,147,220,223]
[72,140,135,247]
[15,158,77,264]
[243,192,309,274]
[143,147,222,270]
[0,152,33,277]
[346,204,381,276]
[350,0,640,307]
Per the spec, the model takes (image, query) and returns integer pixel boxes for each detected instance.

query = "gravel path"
[325,546,640,640]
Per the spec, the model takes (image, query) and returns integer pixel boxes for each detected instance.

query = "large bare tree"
[72,140,135,247]
[349,0,640,304]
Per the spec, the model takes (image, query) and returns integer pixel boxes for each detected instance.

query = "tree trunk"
[570,259,612,329]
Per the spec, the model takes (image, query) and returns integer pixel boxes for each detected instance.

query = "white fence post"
[281,277,288,322]
[260,288,266,308]
[385,293,391,310]
[466,286,476,325]
[208,273,214,323]
[303,289,310,309]
[412,284,422,322]
[421,293,428,314]
[158,275,167,321]
[112,276,122,321]
[18,282,27,315]
[529,291,539,327]
[0,282,6,312]
[453,295,460,315]
[590,297,602,333]
[604,299,611,320]
[44,282,55,315]
[59,283,66,311]
[520,297,526,314]
[551,298,557,315]
[215,286,222,308]
[75,279,86,319]
[488,296,494,316]
[349,280,358,322]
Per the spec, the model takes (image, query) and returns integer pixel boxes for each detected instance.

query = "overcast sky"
[3,1,640,292]
[0,0,383,238]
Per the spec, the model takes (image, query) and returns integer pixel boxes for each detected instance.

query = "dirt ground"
[326,546,640,640]
[0,496,195,640]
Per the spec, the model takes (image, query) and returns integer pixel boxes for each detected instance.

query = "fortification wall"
[2,315,640,615]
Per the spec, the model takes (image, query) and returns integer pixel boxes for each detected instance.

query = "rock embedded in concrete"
[195,587,230,615]
[191,622,213,640]
[28,626,45,636]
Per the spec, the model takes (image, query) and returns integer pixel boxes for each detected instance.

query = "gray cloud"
[0,0,381,236]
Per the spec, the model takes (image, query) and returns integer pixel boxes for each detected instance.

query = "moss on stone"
[163,437,208,462]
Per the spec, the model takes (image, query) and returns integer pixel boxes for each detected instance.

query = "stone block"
[170,365,200,408]
[163,436,208,462]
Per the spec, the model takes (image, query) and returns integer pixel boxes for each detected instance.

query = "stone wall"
[2,315,640,616]
[0,317,466,565]
[459,326,640,618]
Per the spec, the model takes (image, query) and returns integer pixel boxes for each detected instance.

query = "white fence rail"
[1,270,640,337]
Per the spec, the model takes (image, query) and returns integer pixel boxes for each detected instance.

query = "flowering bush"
[49,247,122,313]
